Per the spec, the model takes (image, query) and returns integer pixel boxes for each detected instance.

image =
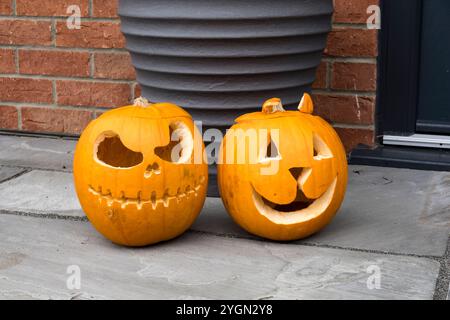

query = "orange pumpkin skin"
[74,99,208,246]
[218,94,348,241]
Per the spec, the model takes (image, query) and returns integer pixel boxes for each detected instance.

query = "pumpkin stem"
[298,93,314,114]
[262,98,285,114]
[133,96,150,107]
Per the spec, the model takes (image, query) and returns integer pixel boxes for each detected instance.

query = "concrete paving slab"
[304,166,450,257]
[195,197,245,236]
[419,173,450,228]
[0,170,83,218]
[0,135,76,171]
[193,166,450,257]
[0,214,440,300]
[0,166,26,183]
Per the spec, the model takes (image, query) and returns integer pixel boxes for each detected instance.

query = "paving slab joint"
[0,168,31,184]
[0,209,88,222]
[433,237,450,300]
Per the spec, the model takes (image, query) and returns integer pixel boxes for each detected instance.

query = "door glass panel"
[416,0,450,134]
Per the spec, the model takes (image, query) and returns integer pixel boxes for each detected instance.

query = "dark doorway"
[378,0,450,144]
[416,0,450,134]
[350,0,450,171]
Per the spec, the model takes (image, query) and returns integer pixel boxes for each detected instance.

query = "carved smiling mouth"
[88,177,205,210]
[252,177,337,224]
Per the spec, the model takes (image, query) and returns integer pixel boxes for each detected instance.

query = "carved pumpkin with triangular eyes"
[73,98,208,246]
[218,94,348,241]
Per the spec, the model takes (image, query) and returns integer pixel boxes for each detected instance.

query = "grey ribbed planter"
[119,0,334,196]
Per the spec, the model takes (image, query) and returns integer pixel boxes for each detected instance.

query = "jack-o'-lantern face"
[218,94,348,241]
[74,98,208,246]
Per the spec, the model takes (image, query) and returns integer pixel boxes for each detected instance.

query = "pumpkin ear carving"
[298,93,314,114]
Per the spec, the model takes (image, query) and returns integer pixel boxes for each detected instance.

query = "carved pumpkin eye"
[95,131,143,168]
[313,133,333,160]
[155,121,193,164]
[260,132,281,163]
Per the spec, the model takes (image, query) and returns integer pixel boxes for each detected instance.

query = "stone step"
[0,214,440,300]
[0,135,75,171]
[0,170,82,219]
[0,166,448,257]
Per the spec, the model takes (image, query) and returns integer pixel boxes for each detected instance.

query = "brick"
[56,21,125,49]
[0,0,13,15]
[21,107,93,134]
[0,49,15,73]
[134,83,142,99]
[0,20,52,46]
[94,52,136,80]
[334,0,380,24]
[0,78,53,103]
[19,50,90,77]
[335,127,375,152]
[56,81,132,108]
[16,0,89,17]
[326,28,378,57]
[92,0,118,18]
[0,105,18,130]
[312,61,327,89]
[313,94,375,125]
[331,62,377,91]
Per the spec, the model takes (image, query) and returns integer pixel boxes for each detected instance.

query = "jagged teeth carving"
[88,177,204,210]
[151,191,157,210]
[136,191,143,210]
[162,190,170,208]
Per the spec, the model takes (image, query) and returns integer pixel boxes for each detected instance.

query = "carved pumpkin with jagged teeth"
[218,94,348,241]
[73,98,208,246]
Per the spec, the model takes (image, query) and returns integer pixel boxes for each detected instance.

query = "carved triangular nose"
[289,167,304,182]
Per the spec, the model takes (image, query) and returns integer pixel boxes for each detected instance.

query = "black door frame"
[350,0,450,171]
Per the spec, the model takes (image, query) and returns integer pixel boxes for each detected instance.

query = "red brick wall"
[0,0,379,151]
[0,0,136,135]
[313,0,379,151]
